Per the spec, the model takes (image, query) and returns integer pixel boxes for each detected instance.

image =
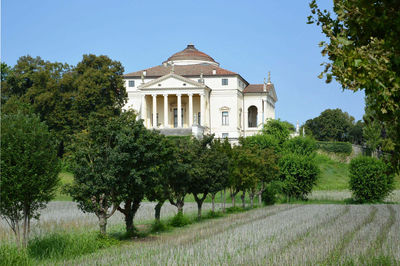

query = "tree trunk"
[211,194,216,212]
[193,193,207,219]
[98,214,107,236]
[241,191,246,208]
[223,189,226,212]
[258,193,262,206]
[250,193,254,208]
[155,201,164,221]
[177,201,184,214]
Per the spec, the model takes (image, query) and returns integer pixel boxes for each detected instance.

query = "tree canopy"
[1,111,60,247]
[308,0,400,171]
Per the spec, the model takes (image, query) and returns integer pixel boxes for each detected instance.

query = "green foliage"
[0,112,60,247]
[168,212,191,227]
[242,134,280,153]
[304,108,357,142]
[349,156,394,202]
[27,231,117,260]
[284,136,317,156]
[261,182,283,205]
[0,244,31,266]
[314,154,349,191]
[317,141,352,155]
[150,220,169,233]
[261,119,291,145]
[309,0,400,172]
[2,54,127,156]
[279,153,320,200]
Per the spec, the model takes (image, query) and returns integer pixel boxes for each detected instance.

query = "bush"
[262,182,283,205]
[317,141,352,155]
[27,231,117,260]
[349,156,394,202]
[284,137,317,156]
[150,220,169,233]
[0,244,31,266]
[279,153,320,200]
[168,212,191,227]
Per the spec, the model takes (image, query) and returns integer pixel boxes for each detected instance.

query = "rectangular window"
[222,78,228,85]
[128,80,135,87]
[222,111,229,125]
[222,133,229,139]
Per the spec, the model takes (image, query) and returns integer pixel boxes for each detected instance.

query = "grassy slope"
[54,172,74,201]
[314,154,350,191]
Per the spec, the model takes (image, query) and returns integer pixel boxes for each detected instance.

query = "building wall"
[123,75,275,138]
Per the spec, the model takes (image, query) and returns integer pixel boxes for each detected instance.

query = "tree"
[2,54,127,157]
[66,115,120,236]
[261,119,291,145]
[113,112,172,235]
[241,136,280,205]
[279,153,319,201]
[304,108,354,142]
[167,137,195,214]
[308,0,400,172]
[190,136,230,218]
[1,111,60,248]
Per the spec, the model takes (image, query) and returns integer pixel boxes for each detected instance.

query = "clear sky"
[1,0,365,126]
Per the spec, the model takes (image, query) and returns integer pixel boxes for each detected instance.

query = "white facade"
[123,44,278,139]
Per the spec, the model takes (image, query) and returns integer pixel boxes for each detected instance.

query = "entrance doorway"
[173,108,184,128]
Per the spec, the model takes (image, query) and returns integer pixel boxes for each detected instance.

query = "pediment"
[138,73,206,90]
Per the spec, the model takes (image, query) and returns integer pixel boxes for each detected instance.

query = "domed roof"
[165,44,218,65]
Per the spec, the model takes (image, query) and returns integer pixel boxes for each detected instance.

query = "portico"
[141,92,207,129]
[138,72,209,131]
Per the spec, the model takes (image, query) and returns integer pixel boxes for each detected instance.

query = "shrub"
[262,182,283,205]
[317,141,352,155]
[0,244,31,266]
[284,136,317,156]
[150,220,169,233]
[349,156,394,202]
[27,231,117,260]
[168,212,191,227]
[279,153,320,200]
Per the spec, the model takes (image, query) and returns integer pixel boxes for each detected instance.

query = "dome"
[164,44,219,66]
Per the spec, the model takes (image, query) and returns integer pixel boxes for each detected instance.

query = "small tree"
[283,136,317,157]
[279,153,319,201]
[261,119,291,145]
[167,137,195,214]
[349,156,394,202]
[1,112,60,248]
[190,136,230,218]
[66,115,120,236]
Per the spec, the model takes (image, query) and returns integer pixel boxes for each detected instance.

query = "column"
[188,93,193,127]
[200,93,205,126]
[163,94,168,128]
[152,94,157,128]
[177,93,182,128]
[141,94,146,124]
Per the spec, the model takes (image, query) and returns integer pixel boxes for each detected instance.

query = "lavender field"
[2,201,398,265]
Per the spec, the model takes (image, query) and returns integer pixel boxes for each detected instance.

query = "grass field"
[1,202,399,265]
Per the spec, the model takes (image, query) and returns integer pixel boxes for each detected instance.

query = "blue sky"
[1,0,365,126]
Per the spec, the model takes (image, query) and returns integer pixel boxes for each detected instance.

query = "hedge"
[317,141,352,155]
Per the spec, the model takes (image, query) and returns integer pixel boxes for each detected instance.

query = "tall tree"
[308,0,400,171]
[304,108,354,142]
[1,110,60,248]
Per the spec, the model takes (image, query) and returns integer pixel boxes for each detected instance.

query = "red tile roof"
[165,44,216,63]
[124,64,237,78]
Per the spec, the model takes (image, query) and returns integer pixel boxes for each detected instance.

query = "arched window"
[248,106,258,128]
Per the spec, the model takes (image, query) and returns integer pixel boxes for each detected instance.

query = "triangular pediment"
[138,73,206,90]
